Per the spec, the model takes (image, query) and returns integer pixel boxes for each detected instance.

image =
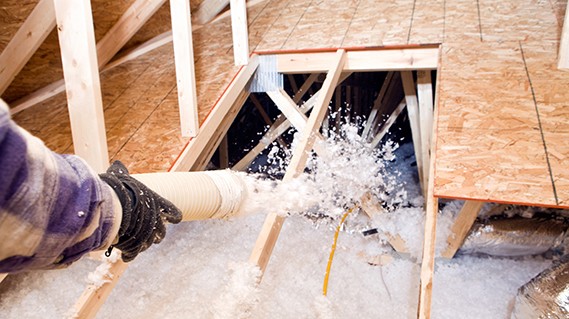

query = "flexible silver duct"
[512,258,569,318]
[459,218,567,257]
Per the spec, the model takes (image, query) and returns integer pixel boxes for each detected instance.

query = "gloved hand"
[99,161,182,262]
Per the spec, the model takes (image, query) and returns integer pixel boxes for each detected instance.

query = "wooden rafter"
[170,0,199,137]
[54,0,108,173]
[249,49,347,274]
[441,200,484,259]
[9,0,167,115]
[0,0,55,96]
[194,0,229,24]
[172,55,260,172]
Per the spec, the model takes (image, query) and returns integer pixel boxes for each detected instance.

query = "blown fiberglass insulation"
[0,124,556,318]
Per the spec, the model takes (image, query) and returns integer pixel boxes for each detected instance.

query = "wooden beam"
[230,0,249,65]
[293,73,319,103]
[9,0,167,115]
[194,0,229,24]
[417,70,434,194]
[362,72,394,139]
[249,49,347,274]
[170,0,199,137]
[192,90,250,170]
[441,200,484,259]
[0,273,7,284]
[559,0,569,69]
[219,134,229,168]
[249,94,288,149]
[232,73,351,171]
[96,0,167,68]
[275,48,439,74]
[70,260,129,318]
[370,99,406,148]
[54,0,108,173]
[360,193,409,253]
[0,0,56,96]
[266,89,326,151]
[172,55,259,172]
[401,71,424,196]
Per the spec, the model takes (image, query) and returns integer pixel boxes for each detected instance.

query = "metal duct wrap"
[459,218,567,257]
[512,258,569,318]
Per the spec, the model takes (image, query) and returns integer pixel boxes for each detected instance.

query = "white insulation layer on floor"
[0,135,555,318]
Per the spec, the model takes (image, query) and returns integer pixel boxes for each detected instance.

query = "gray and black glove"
[99,161,182,262]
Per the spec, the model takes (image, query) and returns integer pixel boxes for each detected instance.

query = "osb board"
[479,0,560,43]
[520,41,569,206]
[434,36,569,207]
[408,0,445,44]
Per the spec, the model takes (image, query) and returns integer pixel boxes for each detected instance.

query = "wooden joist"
[401,71,424,195]
[170,0,199,137]
[275,48,439,74]
[249,49,347,274]
[70,260,129,318]
[230,0,249,65]
[441,200,484,259]
[360,193,409,253]
[54,0,109,173]
[172,55,259,172]
[0,0,55,96]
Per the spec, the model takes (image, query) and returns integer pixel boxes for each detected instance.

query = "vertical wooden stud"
[230,0,249,65]
[401,71,424,194]
[170,0,199,137]
[417,70,434,192]
[54,0,109,173]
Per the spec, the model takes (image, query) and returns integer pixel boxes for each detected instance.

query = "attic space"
[2,0,569,318]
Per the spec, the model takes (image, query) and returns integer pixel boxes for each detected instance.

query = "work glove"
[99,161,183,262]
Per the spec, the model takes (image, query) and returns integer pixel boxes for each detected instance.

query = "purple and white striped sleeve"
[0,100,122,273]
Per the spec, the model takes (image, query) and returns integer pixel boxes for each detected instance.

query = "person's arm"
[0,100,122,272]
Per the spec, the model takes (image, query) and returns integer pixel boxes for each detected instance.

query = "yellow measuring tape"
[322,205,357,296]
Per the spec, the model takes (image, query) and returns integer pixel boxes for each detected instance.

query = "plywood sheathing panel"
[522,41,569,206]
[280,0,359,49]
[443,0,482,43]
[255,0,314,51]
[434,40,558,207]
[342,0,414,47]
[408,0,445,44]
[479,0,560,43]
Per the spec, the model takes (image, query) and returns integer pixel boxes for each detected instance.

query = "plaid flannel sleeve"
[0,101,121,273]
